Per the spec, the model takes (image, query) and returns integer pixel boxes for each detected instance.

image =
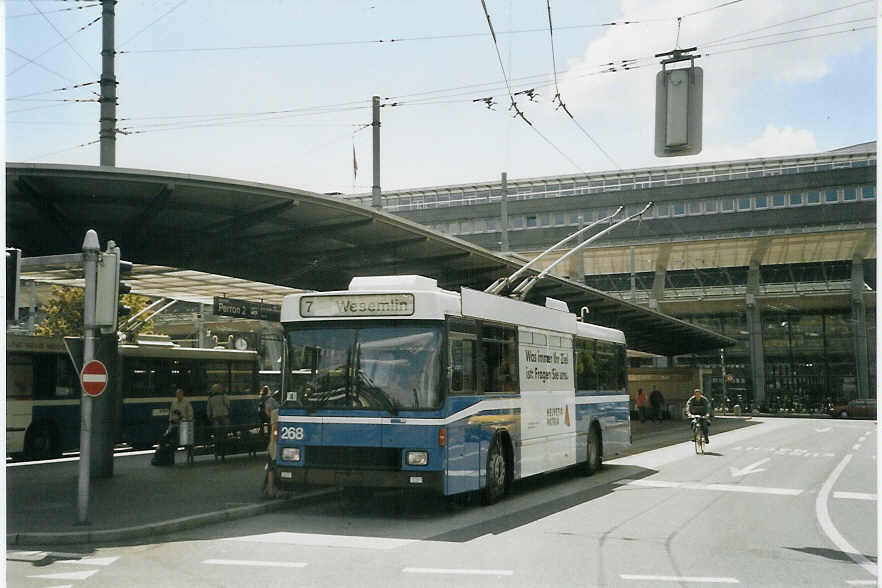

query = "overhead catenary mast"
[99,0,117,166]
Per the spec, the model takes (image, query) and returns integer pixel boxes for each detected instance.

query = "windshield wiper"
[355,370,399,415]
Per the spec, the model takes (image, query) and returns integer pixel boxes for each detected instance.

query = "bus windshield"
[285,324,443,411]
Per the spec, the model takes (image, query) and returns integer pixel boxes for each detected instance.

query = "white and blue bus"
[6,334,261,460]
[274,275,630,503]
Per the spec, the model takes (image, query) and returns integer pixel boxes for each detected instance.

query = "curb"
[7,487,339,547]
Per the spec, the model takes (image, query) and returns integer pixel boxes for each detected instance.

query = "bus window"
[617,344,627,389]
[479,324,518,393]
[6,353,33,399]
[203,361,230,395]
[230,360,256,395]
[53,353,77,398]
[126,358,156,398]
[449,336,476,394]
[596,341,618,390]
[574,338,597,391]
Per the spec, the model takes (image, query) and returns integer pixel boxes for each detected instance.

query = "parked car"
[829,398,877,419]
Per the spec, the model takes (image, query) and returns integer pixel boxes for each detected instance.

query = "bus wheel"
[25,423,59,461]
[481,436,507,505]
[582,426,602,476]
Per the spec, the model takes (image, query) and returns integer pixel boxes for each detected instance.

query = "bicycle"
[691,416,707,454]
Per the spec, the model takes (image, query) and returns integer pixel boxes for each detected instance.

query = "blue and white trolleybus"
[274,274,630,503]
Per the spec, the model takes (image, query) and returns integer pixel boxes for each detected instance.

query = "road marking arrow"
[729,457,770,477]
[815,427,832,432]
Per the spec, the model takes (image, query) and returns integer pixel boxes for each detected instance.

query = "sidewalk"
[7,416,756,546]
[6,450,333,546]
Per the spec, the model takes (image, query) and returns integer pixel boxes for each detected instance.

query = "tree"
[34,285,155,337]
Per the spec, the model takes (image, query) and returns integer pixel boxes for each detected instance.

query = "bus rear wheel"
[481,436,507,505]
[25,423,59,461]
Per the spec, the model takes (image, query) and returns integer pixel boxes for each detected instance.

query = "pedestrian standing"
[206,383,231,427]
[650,386,665,422]
[263,393,281,499]
[635,388,647,423]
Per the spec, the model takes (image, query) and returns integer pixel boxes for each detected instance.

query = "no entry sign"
[81,360,108,397]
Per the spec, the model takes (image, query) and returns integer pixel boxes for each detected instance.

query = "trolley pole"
[99,0,117,166]
[77,230,100,525]
[371,95,382,209]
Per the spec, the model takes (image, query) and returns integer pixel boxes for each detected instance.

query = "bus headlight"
[281,447,301,462]
[406,451,428,466]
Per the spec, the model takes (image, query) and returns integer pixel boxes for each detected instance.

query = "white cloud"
[702,124,819,161]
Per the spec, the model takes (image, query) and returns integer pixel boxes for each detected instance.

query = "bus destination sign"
[300,294,415,318]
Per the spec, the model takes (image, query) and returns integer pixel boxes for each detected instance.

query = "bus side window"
[449,337,476,395]
[480,324,518,393]
[574,338,597,392]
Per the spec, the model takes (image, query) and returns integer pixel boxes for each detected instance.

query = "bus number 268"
[280,427,304,440]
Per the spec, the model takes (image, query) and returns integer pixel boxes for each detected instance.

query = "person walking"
[650,386,665,422]
[635,388,647,423]
[262,393,281,498]
[206,383,230,427]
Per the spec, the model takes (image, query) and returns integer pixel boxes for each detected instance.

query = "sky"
[4,0,878,195]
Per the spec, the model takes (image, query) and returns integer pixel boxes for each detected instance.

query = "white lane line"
[816,427,832,432]
[403,567,513,576]
[55,556,119,566]
[620,574,739,583]
[846,580,878,585]
[834,491,878,501]
[816,454,877,578]
[852,444,862,450]
[615,478,802,496]
[202,559,307,568]
[225,531,418,550]
[28,570,99,581]
[45,585,74,588]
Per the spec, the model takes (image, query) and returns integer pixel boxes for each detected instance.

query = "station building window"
[554,213,565,226]
[806,191,820,205]
[861,186,875,199]
[825,189,839,203]
[656,203,670,217]
[568,212,581,225]
[486,218,497,231]
[771,193,786,207]
[688,201,702,215]
[672,202,686,216]
[511,216,524,228]
[526,216,537,228]
[704,199,718,213]
[539,214,550,226]
[843,186,857,201]
[721,198,735,212]
[755,195,768,209]
[789,192,803,206]
[737,197,752,210]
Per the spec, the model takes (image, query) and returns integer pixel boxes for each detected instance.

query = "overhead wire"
[119,0,188,48]
[702,0,873,45]
[6,11,101,79]
[6,3,98,18]
[116,19,658,55]
[26,0,96,74]
[7,79,99,100]
[477,0,586,174]
[703,23,875,57]
[544,0,621,170]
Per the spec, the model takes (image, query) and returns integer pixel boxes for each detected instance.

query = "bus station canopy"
[7,163,735,356]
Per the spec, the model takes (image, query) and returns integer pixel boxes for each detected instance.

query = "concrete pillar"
[649,244,671,311]
[746,262,766,406]
[850,255,870,398]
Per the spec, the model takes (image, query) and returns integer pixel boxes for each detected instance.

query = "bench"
[185,423,269,464]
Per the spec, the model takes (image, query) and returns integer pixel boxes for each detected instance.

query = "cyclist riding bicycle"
[686,388,712,444]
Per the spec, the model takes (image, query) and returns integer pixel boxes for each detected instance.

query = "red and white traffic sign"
[81,360,108,397]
